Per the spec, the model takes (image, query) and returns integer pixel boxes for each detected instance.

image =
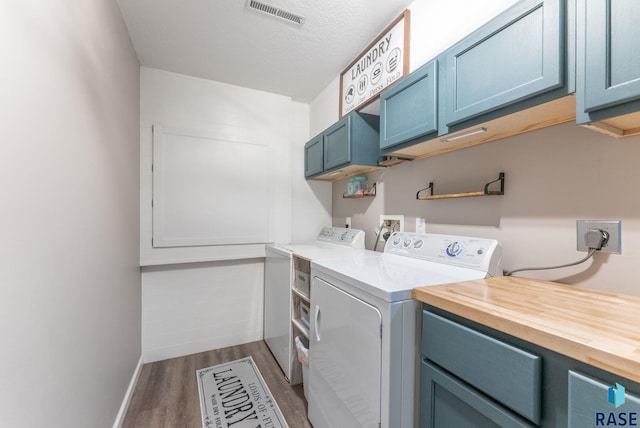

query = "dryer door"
[309,276,382,428]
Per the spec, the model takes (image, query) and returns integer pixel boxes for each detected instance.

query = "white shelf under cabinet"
[292,287,310,302]
[292,318,310,340]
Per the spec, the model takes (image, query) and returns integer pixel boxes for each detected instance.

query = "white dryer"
[308,232,503,428]
[264,227,368,384]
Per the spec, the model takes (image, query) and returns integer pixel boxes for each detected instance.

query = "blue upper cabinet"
[381,0,576,161]
[576,0,640,137]
[304,134,323,178]
[443,0,565,128]
[379,60,438,153]
[304,112,380,181]
[323,117,351,171]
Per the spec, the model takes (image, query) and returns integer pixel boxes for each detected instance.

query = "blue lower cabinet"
[421,360,535,428]
[568,371,640,428]
[422,311,541,425]
[576,0,640,134]
[380,60,438,153]
[420,307,640,428]
[304,112,380,181]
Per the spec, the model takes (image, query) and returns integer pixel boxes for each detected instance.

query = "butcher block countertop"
[412,276,640,383]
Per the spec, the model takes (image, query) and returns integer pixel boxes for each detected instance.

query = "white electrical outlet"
[345,217,351,228]
[416,218,426,233]
[378,215,404,241]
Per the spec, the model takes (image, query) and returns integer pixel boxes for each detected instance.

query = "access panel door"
[309,277,382,428]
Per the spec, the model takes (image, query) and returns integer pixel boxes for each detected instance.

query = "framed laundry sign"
[340,10,411,117]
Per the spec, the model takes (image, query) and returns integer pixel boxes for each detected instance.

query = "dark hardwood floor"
[122,340,312,428]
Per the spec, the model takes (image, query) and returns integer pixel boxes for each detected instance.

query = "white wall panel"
[142,260,264,362]
[140,67,293,265]
[152,125,269,247]
[291,101,332,242]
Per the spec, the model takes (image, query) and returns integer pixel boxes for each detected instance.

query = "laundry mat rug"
[196,356,288,428]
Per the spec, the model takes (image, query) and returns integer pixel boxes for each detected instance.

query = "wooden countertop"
[412,276,640,383]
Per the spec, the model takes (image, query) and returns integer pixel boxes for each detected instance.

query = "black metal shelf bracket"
[416,182,434,199]
[484,172,505,195]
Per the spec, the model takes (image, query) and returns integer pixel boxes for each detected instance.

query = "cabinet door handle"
[314,305,321,342]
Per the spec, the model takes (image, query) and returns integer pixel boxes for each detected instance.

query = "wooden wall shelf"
[417,173,504,200]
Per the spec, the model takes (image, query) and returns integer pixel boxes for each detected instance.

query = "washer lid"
[265,227,367,259]
[281,243,372,260]
[312,252,489,302]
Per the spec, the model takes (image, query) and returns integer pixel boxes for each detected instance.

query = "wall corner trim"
[112,355,144,428]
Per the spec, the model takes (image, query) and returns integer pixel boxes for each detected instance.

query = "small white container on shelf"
[346,176,368,195]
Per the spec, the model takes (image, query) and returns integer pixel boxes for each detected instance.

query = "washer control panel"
[446,241,464,257]
[384,232,503,276]
[317,227,365,248]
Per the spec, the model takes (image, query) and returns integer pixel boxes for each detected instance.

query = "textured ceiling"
[117,0,414,102]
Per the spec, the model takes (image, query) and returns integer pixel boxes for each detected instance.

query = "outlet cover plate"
[576,220,621,253]
[379,215,404,241]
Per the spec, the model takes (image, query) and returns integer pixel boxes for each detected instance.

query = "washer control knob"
[446,241,463,257]
[392,237,401,246]
[414,240,424,249]
[403,238,412,248]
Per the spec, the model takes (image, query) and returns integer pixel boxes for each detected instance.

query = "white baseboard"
[113,355,144,428]
[144,331,263,363]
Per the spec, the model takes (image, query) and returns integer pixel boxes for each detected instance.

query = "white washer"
[308,232,503,428]
[264,227,369,384]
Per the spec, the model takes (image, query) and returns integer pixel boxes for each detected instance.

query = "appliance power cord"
[503,229,609,276]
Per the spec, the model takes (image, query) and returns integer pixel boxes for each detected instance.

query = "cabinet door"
[444,0,563,126]
[582,0,640,112]
[420,360,535,428]
[380,60,438,151]
[568,371,640,428]
[422,311,542,424]
[323,115,351,171]
[304,134,323,178]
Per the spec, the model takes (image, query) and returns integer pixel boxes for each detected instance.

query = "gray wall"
[332,122,640,296]
[0,1,141,426]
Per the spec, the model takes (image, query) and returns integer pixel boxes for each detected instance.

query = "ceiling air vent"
[246,0,306,25]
